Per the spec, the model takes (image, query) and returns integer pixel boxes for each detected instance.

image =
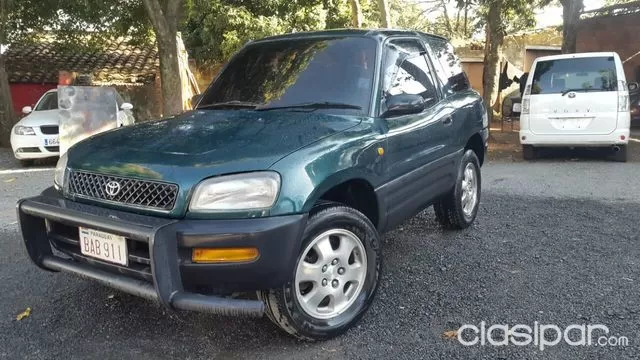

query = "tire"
[433,149,481,230]
[612,145,627,162]
[522,145,535,160]
[258,204,381,341]
[19,159,34,167]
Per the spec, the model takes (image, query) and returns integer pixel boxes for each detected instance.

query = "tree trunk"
[156,35,182,117]
[482,1,504,123]
[142,0,184,117]
[463,1,469,37]
[0,54,15,147]
[0,0,15,147]
[377,0,391,28]
[560,0,583,53]
[349,0,363,27]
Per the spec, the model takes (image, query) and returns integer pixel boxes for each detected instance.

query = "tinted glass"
[382,39,439,113]
[35,92,58,111]
[531,57,618,95]
[422,37,468,94]
[199,37,377,115]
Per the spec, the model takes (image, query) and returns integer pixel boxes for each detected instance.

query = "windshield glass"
[35,92,58,111]
[531,57,618,95]
[198,37,377,115]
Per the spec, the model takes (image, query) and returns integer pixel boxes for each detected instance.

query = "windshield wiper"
[561,88,598,96]
[197,100,261,109]
[256,102,363,111]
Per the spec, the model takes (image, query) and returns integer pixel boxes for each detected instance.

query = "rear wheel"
[434,149,481,229]
[522,145,536,160]
[612,145,627,162]
[258,204,381,341]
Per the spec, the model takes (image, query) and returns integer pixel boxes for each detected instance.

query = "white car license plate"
[44,137,59,146]
[79,227,128,265]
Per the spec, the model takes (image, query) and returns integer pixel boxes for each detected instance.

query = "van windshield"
[531,57,618,95]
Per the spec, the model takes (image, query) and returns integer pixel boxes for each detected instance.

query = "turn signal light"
[192,247,259,263]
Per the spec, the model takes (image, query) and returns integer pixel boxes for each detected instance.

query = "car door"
[379,38,456,228]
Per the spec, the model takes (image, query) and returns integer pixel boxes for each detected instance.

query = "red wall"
[9,83,57,117]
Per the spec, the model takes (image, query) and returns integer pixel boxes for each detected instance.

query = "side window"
[382,39,439,114]
[425,37,470,94]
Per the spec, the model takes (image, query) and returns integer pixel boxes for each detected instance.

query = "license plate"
[79,227,128,265]
[44,137,59,146]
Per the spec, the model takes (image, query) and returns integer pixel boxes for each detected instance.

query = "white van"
[519,52,633,162]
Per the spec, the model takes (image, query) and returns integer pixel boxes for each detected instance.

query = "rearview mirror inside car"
[381,93,426,118]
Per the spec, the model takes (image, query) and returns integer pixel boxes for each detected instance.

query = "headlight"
[189,172,280,212]
[14,126,35,135]
[54,152,68,190]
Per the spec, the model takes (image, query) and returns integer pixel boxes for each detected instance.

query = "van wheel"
[612,145,627,162]
[258,204,381,341]
[522,145,536,160]
[434,149,481,229]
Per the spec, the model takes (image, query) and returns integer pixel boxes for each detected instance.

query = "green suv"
[18,29,488,340]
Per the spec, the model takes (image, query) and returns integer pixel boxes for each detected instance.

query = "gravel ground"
[1,159,640,359]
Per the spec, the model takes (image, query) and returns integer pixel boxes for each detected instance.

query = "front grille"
[40,125,59,135]
[68,171,179,211]
[45,146,59,152]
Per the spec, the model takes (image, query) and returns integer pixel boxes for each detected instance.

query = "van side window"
[382,39,439,114]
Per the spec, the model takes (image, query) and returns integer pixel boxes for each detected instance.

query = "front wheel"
[258,204,381,341]
[434,149,481,229]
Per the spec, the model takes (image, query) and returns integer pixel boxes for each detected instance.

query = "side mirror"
[191,94,203,108]
[381,93,425,118]
[22,106,32,114]
[628,82,639,92]
[120,102,134,111]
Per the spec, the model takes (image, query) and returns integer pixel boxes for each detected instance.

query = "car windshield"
[198,37,377,115]
[531,57,618,95]
[34,92,58,111]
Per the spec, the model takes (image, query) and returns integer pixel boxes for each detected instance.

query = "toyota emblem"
[105,181,122,197]
[567,92,576,98]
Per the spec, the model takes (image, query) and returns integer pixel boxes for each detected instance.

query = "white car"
[10,89,135,166]
[519,52,632,162]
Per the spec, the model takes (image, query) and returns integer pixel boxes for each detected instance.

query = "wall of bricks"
[577,13,640,83]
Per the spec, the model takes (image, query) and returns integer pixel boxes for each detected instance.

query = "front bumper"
[10,132,60,160]
[17,188,307,317]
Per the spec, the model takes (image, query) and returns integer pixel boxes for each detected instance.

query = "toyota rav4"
[17,29,488,340]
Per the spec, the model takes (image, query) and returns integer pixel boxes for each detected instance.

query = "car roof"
[534,52,619,62]
[252,28,449,43]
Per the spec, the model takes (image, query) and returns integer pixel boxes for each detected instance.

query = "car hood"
[67,109,363,214]
[15,110,59,127]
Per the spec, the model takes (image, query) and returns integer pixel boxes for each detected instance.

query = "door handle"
[443,116,453,126]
